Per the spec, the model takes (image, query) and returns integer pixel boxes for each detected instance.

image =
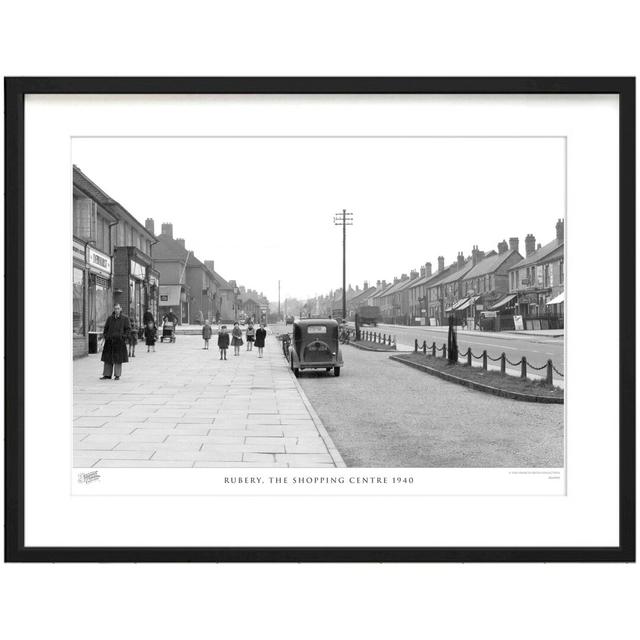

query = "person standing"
[255,323,267,358]
[217,325,230,360]
[245,321,256,351]
[202,319,212,350]
[143,307,155,326]
[128,321,138,358]
[144,320,157,352]
[231,321,243,356]
[100,304,130,380]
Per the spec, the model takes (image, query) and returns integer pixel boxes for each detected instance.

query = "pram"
[160,321,176,343]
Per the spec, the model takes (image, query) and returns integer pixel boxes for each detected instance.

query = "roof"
[295,318,339,328]
[509,238,563,270]
[379,278,412,297]
[370,282,395,300]
[349,286,377,305]
[73,166,155,242]
[436,259,475,285]
[464,249,519,279]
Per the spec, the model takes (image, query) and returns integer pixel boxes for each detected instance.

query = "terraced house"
[507,219,565,328]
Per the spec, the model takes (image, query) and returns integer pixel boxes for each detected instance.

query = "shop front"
[113,246,157,330]
[73,239,87,358]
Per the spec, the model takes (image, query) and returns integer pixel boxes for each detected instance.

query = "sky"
[73,136,565,302]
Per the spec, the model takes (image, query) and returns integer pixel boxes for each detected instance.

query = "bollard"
[521,356,527,379]
[467,349,472,367]
[442,343,447,359]
[546,359,553,385]
[501,353,506,374]
[422,340,427,355]
[482,350,487,370]
[414,338,418,353]
[432,342,436,357]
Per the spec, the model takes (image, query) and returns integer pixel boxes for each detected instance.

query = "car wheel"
[334,367,341,377]
[326,367,331,372]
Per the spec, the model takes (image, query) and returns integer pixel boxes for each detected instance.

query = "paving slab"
[74,332,344,468]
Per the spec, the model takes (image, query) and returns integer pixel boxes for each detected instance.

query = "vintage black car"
[288,319,344,377]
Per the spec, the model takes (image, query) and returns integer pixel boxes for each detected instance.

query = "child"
[144,320,157,352]
[218,325,230,360]
[245,321,255,351]
[128,321,138,357]
[255,323,267,358]
[231,321,243,356]
[202,319,212,349]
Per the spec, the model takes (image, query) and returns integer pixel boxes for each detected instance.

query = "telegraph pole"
[333,209,353,320]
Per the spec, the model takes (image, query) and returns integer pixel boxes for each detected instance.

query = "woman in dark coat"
[254,323,267,358]
[101,304,130,380]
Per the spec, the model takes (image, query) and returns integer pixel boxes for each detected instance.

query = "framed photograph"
[4,77,635,562]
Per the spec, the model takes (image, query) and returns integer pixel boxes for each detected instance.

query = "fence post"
[393,335,397,350]
[521,356,527,379]
[467,349,472,367]
[432,342,436,357]
[482,350,487,370]
[383,333,386,345]
[422,340,427,355]
[501,353,506,374]
[442,343,447,359]
[414,339,418,353]
[546,359,553,385]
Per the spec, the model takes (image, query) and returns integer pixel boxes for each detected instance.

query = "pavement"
[298,345,564,468]
[358,321,565,383]
[73,328,345,469]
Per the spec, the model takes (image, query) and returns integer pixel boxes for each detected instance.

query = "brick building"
[73,166,158,357]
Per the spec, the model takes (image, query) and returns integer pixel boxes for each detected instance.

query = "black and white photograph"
[71,136,565,472]
[5,76,633,563]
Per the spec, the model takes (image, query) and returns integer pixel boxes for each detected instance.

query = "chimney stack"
[205,260,215,273]
[393,276,399,284]
[410,269,418,279]
[425,262,432,277]
[525,234,536,257]
[457,251,465,269]
[509,237,519,253]
[497,239,508,254]
[176,238,186,250]
[161,223,173,239]
[437,256,445,272]
[401,273,409,281]
[472,245,480,266]
[556,218,564,242]
[145,218,155,235]
[376,280,381,288]
[420,266,426,277]
[364,280,369,289]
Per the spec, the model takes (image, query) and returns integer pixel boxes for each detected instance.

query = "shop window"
[73,267,85,336]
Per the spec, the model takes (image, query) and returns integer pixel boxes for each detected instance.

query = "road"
[298,343,564,468]
[354,322,565,376]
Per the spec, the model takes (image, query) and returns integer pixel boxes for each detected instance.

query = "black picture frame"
[4,77,635,563]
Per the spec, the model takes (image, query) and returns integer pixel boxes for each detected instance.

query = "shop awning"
[445,297,469,313]
[454,296,479,312]
[490,293,517,310]
[546,291,565,305]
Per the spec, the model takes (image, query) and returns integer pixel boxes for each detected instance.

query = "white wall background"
[1,1,638,639]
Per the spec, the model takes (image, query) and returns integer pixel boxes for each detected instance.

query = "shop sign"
[87,247,111,274]
[73,240,85,259]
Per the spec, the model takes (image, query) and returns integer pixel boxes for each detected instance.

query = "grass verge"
[395,352,563,400]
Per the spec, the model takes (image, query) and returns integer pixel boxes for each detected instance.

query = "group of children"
[202,320,267,360]
[127,320,158,357]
